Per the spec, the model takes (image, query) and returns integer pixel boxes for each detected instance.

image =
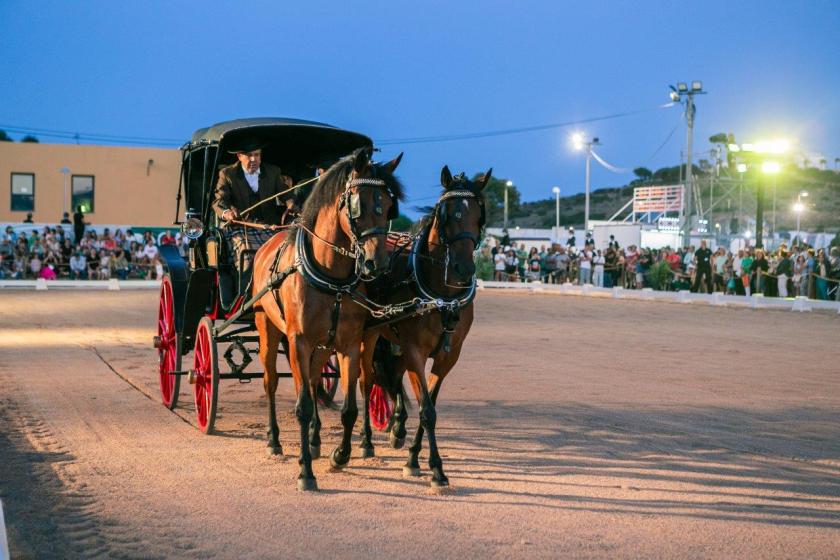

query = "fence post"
[35,278,48,291]
[108,278,120,291]
[612,286,623,299]
[750,293,764,309]
[678,290,690,303]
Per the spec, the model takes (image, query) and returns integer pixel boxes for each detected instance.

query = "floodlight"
[728,144,740,152]
[506,180,513,187]
[761,161,781,174]
[670,91,680,102]
[677,83,688,92]
[552,186,560,194]
[571,133,584,150]
[744,230,752,238]
[736,163,748,173]
[691,81,703,91]
[793,202,804,213]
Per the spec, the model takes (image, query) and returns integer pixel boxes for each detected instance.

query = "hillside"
[501,166,840,233]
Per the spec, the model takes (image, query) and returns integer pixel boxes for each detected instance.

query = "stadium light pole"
[504,180,513,230]
[669,81,706,245]
[552,186,561,229]
[572,134,600,232]
[794,191,808,244]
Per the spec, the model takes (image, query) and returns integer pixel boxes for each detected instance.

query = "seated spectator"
[69,251,87,279]
[142,238,159,266]
[87,248,100,279]
[29,254,42,278]
[160,230,177,246]
[39,263,57,281]
[101,229,117,251]
[98,250,112,280]
[23,212,34,223]
[112,248,129,280]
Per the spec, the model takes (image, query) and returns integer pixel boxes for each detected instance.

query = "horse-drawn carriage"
[154,117,489,490]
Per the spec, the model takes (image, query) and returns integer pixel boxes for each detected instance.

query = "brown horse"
[252,148,403,491]
[359,165,489,487]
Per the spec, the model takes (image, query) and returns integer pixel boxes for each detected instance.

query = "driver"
[212,140,297,283]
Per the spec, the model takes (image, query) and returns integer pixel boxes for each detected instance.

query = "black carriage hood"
[188,117,373,169]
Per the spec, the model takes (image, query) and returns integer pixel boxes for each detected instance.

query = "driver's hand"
[222,208,239,221]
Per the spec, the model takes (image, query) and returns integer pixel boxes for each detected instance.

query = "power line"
[375,103,675,146]
[0,124,183,146]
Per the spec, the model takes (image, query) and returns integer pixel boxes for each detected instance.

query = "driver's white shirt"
[242,165,260,193]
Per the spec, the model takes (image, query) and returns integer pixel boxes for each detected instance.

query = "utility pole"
[670,82,706,246]
[504,180,512,230]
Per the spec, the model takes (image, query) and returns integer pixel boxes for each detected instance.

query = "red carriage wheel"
[192,317,219,434]
[369,384,393,431]
[157,274,181,409]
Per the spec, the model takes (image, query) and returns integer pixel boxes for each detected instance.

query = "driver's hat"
[227,140,265,154]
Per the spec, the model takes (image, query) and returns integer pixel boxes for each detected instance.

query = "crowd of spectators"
[480,231,840,301]
[0,221,187,281]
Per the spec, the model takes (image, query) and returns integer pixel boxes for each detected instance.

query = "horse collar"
[296,227,361,294]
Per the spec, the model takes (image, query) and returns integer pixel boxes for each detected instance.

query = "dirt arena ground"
[1,289,838,559]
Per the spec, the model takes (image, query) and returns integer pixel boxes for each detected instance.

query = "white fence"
[0,279,160,291]
[477,280,840,314]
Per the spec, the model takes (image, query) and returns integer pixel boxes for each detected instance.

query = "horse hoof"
[402,466,421,478]
[266,445,283,456]
[330,448,350,469]
[359,446,375,459]
[297,477,318,492]
[309,445,321,459]
[431,477,450,488]
[390,433,405,449]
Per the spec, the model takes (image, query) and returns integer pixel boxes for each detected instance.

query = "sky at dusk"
[2,0,839,212]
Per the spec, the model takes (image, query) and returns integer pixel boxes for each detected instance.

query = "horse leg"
[308,348,329,460]
[256,311,282,455]
[389,354,409,449]
[330,349,360,469]
[358,334,377,458]
[288,333,317,491]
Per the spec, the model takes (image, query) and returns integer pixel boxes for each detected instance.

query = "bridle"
[429,185,485,289]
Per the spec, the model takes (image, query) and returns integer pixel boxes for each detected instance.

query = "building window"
[11,173,35,212]
[71,175,95,213]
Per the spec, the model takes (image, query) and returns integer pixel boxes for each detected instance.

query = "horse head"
[338,148,404,278]
[431,165,492,286]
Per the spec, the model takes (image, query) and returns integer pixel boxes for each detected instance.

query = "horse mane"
[297,149,405,230]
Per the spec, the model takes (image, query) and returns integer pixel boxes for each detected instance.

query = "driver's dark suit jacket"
[211,163,294,224]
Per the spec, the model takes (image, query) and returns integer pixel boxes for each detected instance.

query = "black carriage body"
[162,118,373,348]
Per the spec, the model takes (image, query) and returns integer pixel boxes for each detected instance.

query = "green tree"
[21,135,39,143]
[476,173,520,226]
[0,130,12,142]
[633,167,653,182]
[390,214,413,232]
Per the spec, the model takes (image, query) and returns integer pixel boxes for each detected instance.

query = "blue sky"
[2,0,838,211]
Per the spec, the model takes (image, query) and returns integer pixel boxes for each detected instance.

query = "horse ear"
[440,165,453,188]
[353,148,371,174]
[382,152,403,174]
[477,168,493,191]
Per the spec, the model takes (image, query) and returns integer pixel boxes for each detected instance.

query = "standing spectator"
[566,227,576,249]
[578,245,592,285]
[624,245,639,289]
[23,212,34,223]
[712,247,727,292]
[60,212,72,224]
[526,247,541,282]
[555,246,570,284]
[69,251,87,279]
[592,249,605,287]
[752,249,769,295]
[691,240,713,293]
[493,246,506,281]
[775,250,792,298]
[73,205,86,245]
[814,250,830,300]
[793,254,806,296]
[29,253,42,278]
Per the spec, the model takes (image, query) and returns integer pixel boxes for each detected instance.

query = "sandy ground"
[0,289,838,559]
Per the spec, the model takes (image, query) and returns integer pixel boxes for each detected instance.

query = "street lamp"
[504,180,513,230]
[552,186,561,229]
[572,133,600,232]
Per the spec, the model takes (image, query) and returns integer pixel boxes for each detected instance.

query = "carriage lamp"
[181,209,204,240]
